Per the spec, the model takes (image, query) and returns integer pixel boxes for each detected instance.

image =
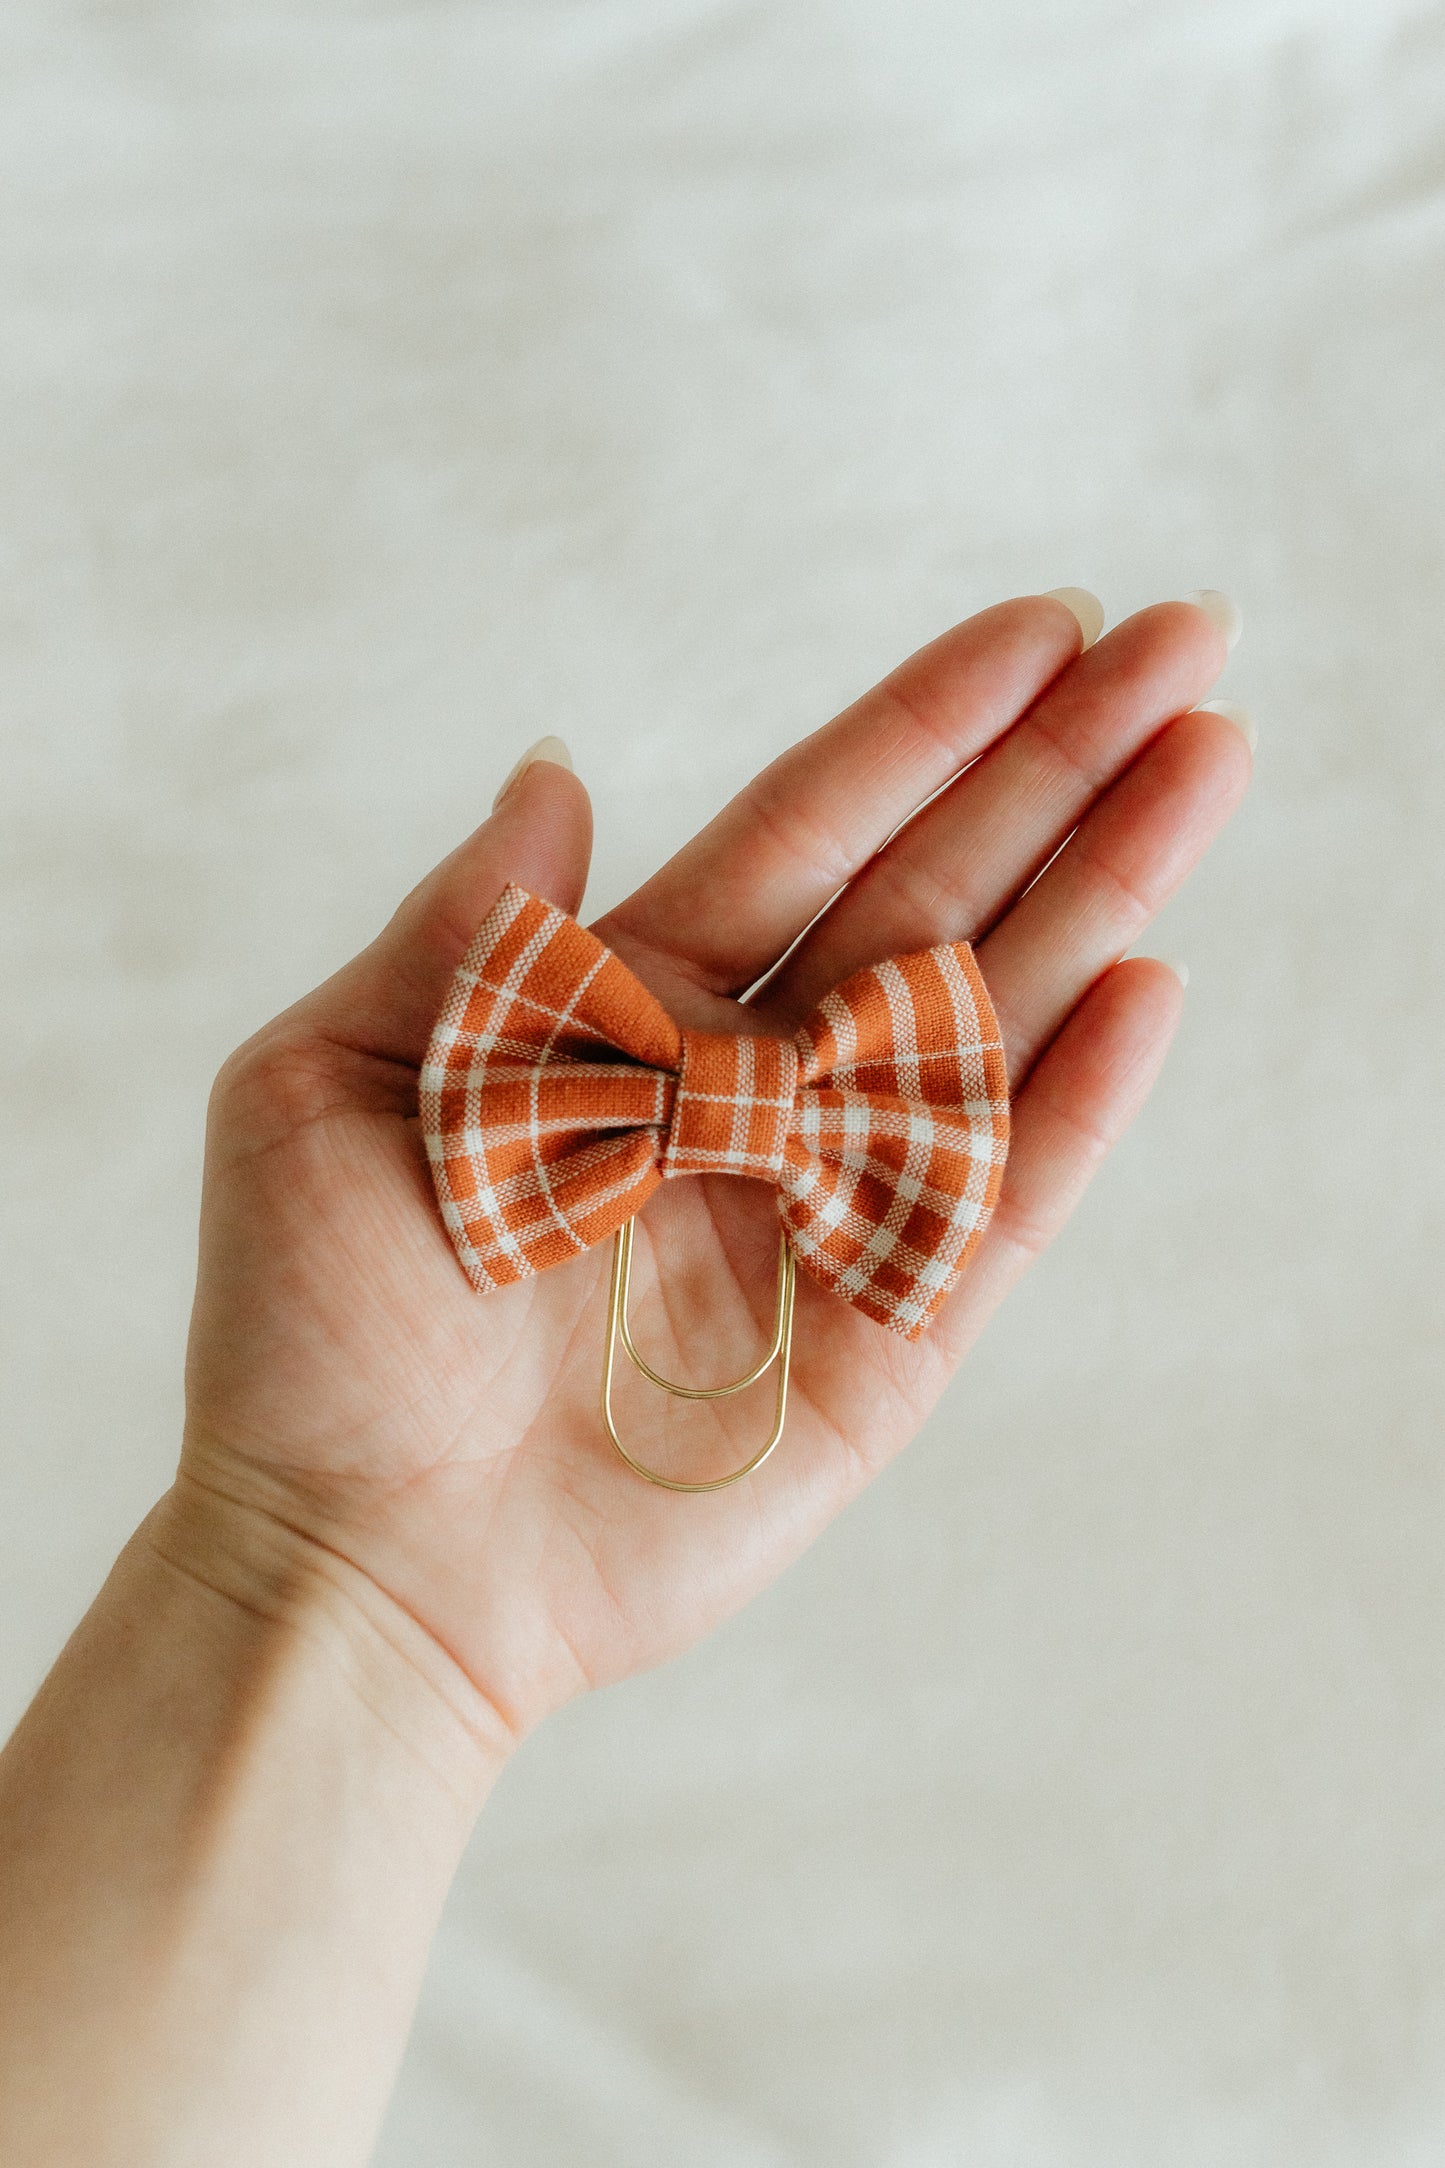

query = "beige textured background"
[4,3,1444,2161]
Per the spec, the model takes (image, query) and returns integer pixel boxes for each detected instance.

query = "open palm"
[177,596,1248,1746]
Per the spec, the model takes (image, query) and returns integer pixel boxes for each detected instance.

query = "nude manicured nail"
[1182,589,1243,650]
[1043,586,1105,650]
[1164,959,1190,989]
[492,734,573,810]
[1195,699,1257,752]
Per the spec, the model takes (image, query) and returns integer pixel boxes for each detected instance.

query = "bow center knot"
[661,1029,799,1185]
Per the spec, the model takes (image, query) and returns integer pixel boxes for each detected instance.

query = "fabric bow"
[419,884,1010,1340]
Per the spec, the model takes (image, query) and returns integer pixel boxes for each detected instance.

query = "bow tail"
[432,1127,664,1293]
[775,1093,1009,1340]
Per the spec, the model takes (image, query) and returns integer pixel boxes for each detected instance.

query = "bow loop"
[420,884,1009,1340]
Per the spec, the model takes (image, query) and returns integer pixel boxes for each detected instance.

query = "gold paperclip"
[600,1216,796,1492]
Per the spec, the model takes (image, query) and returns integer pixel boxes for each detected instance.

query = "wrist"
[0,1479,511,2164]
[147,1470,515,1815]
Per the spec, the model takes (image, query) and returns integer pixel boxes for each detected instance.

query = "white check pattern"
[420,885,1010,1339]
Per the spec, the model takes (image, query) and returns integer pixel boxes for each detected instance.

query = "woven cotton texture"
[419,885,1010,1339]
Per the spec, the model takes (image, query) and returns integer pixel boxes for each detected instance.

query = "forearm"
[0,1483,509,2168]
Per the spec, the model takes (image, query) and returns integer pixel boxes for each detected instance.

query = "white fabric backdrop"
[4,2,1444,2159]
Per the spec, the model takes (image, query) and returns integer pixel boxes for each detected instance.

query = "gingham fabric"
[419,884,1010,1339]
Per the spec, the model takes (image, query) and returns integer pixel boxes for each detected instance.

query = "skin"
[0,595,1250,2166]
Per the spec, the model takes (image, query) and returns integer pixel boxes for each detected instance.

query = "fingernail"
[492,734,573,810]
[1164,959,1190,989]
[1182,589,1242,650]
[1195,698,1257,752]
[1043,586,1105,651]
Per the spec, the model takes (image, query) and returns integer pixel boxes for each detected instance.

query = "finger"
[932,955,1185,1361]
[760,601,1228,1021]
[284,755,593,1066]
[595,596,1088,998]
[977,707,1250,1088]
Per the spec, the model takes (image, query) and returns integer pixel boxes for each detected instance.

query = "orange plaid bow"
[419,885,1011,1339]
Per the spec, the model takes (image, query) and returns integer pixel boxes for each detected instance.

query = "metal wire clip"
[600,1217,796,1492]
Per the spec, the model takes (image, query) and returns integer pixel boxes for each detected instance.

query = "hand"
[171,596,1249,1753]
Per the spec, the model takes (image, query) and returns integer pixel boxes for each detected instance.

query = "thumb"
[295,742,592,1065]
